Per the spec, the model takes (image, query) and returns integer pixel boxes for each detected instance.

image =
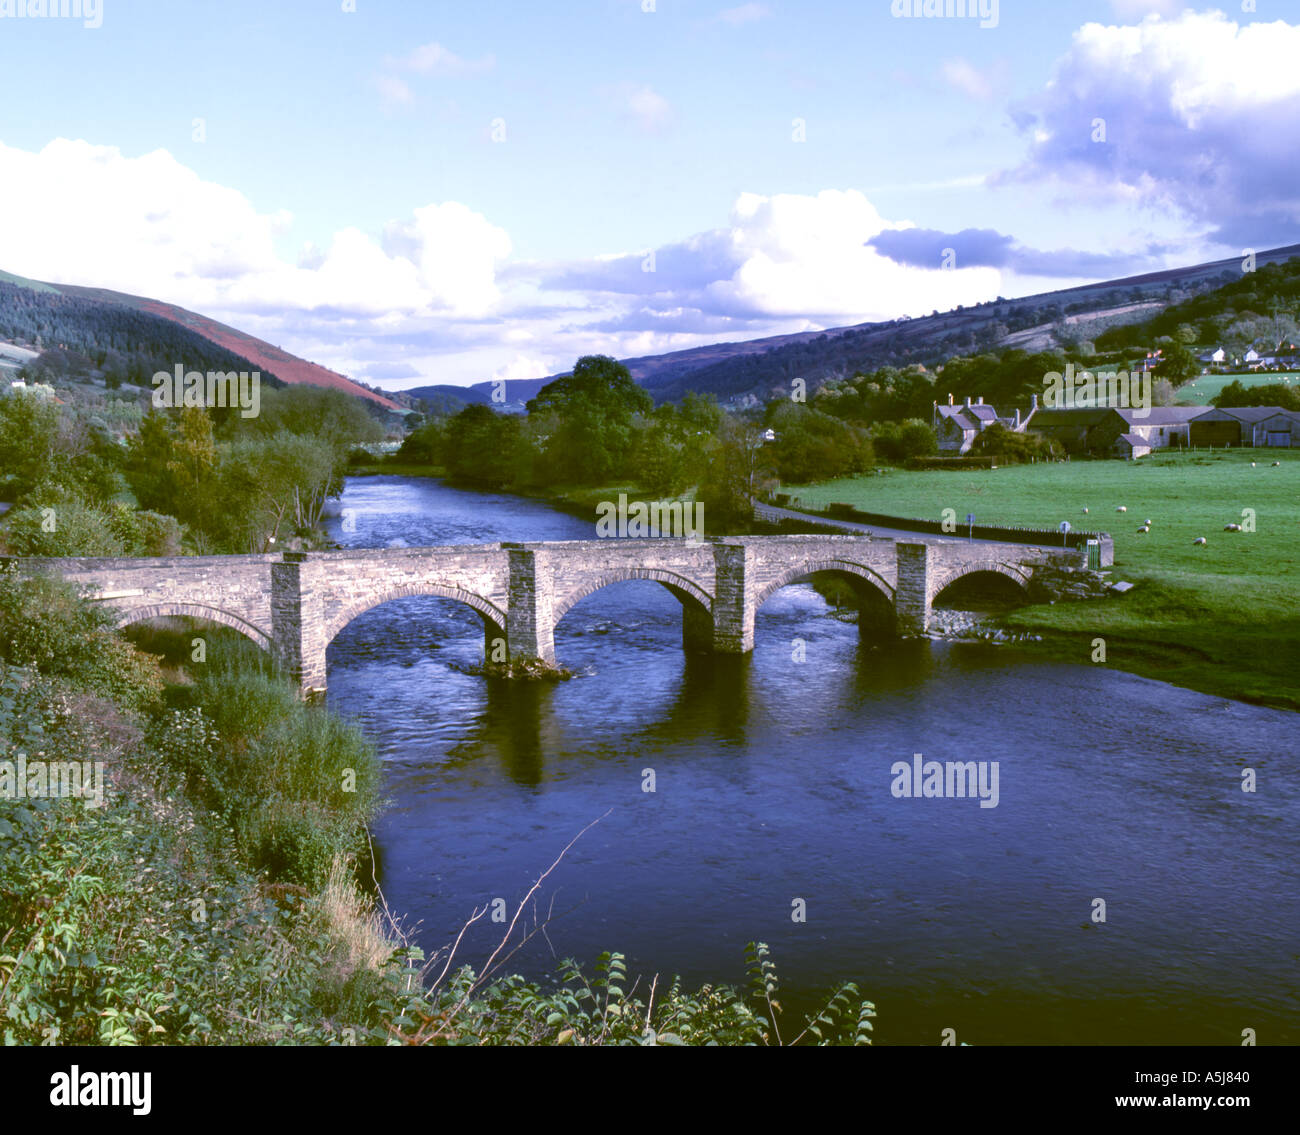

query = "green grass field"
[789,450,1300,710]
[1175,371,1299,405]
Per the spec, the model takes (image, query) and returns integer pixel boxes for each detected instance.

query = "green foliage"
[150,665,382,888]
[1211,379,1300,411]
[0,566,163,711]
[414,943,875,1046]
[528,355,654,484]
[0,390,62,500]
[968,422,1061,464]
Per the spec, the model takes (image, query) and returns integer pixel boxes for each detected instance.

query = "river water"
[323,475,1299,1045]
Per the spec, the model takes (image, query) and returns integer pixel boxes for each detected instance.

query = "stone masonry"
[10,534,1089,693]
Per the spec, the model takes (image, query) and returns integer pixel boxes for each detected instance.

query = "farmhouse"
[933,394,1038,453]
[1028,406,1203,455]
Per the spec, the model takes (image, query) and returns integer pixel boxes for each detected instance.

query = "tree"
[0,391,61,499]
[527,356,653,484]
[1156,342,1199,384]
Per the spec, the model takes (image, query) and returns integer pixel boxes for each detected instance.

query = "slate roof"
[1114,433,1152,449]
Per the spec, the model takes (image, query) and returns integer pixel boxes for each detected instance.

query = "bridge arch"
[930,564,1031,608]
[551,568,713,626]
[113,603,273,652]
[752,558,896,613]
[322,584,508,647]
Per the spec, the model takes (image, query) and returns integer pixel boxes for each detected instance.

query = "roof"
[936,406,977,430]
[1028,408,1121,427]
[966,404,998,421]
[1196,405,1300,423]
[1115,433,1152,448]
[1114,407,1206,425]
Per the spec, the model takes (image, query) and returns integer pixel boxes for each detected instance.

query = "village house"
[932,394,1038,453]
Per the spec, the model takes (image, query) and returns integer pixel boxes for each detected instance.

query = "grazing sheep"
[1224,523,1241,532]
[1137,525,1150,533]
[1082,507,1089,514]
[1251,461,1257,467]
[1143,518,1152,525]
[1273,461,1282,466]
[1116,506,1127,512]
[1193,537,1207,545]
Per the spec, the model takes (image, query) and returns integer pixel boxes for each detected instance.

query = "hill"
[491,243,1300,407]
[0,268,404,412]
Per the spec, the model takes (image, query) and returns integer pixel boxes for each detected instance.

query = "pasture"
[789,450,1300,709]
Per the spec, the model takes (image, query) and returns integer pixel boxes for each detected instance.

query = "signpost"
[1060,520,1071,547]
[966,513,975,542]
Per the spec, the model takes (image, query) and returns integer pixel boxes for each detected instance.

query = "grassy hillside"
[789,450,1300,710]
[1175,372,1300,405]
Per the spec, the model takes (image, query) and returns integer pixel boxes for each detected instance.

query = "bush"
[0,566,163,711]
[149,665,383,887]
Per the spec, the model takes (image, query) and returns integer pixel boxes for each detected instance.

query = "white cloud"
[940,58,995,101]
[621,84,673,133]
[710,189,1000,320]
[0,138,511,320]
[1108,0,1184,18]
[491,354,553,383]
[375,75,413,106]
[1005,11,1300,244]
[392,42,494,76]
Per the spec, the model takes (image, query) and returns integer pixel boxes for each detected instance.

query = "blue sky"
[0,0,1296,388]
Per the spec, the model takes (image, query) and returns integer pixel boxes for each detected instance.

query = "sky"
[1,0,1297,391]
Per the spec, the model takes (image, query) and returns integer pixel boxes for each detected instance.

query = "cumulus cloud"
[1003,11,1300,245]
[529,189,1003,329]
[0,138,511,321]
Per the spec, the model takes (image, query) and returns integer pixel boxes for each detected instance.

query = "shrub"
[0,566,163,711]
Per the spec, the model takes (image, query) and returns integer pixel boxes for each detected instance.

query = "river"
[322,474,1299,1045]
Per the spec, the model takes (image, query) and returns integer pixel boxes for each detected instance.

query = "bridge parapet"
[7,534,1095,692]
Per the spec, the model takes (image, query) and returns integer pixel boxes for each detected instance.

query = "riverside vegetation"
[0,567,877,1045]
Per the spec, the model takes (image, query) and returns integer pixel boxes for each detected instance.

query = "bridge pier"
[711,542,755,652]
[271,554,328,693]
[894,542,931,636]
[504,545,557,668]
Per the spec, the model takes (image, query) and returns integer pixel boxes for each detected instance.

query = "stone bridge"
[13,534,1094,693]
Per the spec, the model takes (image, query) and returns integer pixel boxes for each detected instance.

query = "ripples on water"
[323,477,1300,1045]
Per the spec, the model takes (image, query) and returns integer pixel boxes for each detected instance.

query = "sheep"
[1224,523,1241,532]
[1082,507,1089,514]
[1193,537,1207,546]
[1137,525,1150,533]
[1251,461,1257,467]
[1116,506,1127,512]
[1273,461,1282,466]
[1143,518,1152,526]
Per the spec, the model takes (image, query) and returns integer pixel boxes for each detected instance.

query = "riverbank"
[0,569,876,1045]
[788,449,1300,711]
